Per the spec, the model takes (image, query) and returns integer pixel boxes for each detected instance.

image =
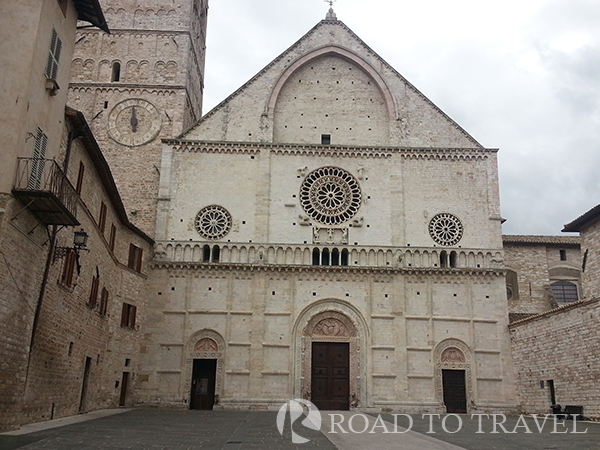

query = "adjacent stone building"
[136,12,518,414]
[503,235,581,322]
[509,208,600,420]
[0,0,110,430]
[0,0,153,431]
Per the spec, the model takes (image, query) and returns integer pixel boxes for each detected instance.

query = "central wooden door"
[190,359,217,410]
[442,369,467,413]
[311,342,349,410]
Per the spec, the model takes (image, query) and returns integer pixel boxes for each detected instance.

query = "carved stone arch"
[433,339,473,412]
[292,299,368,408]
[184,329,226,406]
[266,45,398,120]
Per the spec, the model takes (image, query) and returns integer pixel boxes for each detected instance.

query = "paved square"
[1,409,599,450]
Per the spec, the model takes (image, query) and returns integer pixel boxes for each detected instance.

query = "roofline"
[182,19,484,148]
[509,297,600,328]
[562,204,600,232]
[74,0,110,33]
[502,234,580,246]
[65,106,153,244]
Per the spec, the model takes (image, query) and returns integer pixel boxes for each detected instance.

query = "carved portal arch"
[293,299,368,408]
[184,329,225,406]
[434,339,473,412]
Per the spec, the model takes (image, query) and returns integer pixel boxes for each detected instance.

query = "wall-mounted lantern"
[53,229,89,262]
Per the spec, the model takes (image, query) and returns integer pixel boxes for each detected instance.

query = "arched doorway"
[293,300,368,410]
[185,330,225,410]
[434,339,473,414]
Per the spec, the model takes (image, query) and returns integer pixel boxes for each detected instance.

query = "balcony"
[12,158,79,226]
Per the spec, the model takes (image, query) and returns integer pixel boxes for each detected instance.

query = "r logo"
[276,399,322,444]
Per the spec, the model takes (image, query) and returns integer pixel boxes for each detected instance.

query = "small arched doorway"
[186,330,225,410]
[434,339,473,414]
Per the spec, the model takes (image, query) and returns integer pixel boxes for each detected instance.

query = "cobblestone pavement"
[1,409,600,450]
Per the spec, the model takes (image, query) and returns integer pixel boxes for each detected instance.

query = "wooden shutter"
[45,29,62,79]
[88,276,99,307]
[28,128,47,190]
[121,303,128,327]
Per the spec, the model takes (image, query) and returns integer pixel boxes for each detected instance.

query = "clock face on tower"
[108,98,162,147]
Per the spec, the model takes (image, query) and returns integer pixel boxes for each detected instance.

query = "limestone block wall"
[0,195,51,431]
[1,120,152,428]
[67,0,208,236]
[509,299,600,419]
[157,142,503,251]
[189,20,481,149]
[138,264,516,413]
[580,221,600,300]
[503,237,581,318]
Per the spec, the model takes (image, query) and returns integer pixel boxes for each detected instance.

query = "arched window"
[202,244,210,262]
[341,249,349,266]
[450,251,458,268]
[440,251,448,269]
[322,248,330,266]
[550,281,578,304]
[312,248,320,266]
[212,245,220,263]
[331,248,340,266]
[111,62,121,81]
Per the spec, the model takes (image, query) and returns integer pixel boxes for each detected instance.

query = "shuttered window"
[28,128,48,190]
[99,288,109,316]
[128,244,143,272]
[45,29,62,80]
[121,303,137,328]
[88,276,100,307]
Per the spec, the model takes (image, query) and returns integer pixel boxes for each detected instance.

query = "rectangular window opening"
[321,134,331,145]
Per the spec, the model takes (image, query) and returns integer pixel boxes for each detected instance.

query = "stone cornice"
[69,83,185,93]
[163,140,495,160]
[77,28,192,37]
[150,261,503,278]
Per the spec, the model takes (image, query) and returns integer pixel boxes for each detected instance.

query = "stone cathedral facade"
[140,15,517,412]
[69,3,517,413]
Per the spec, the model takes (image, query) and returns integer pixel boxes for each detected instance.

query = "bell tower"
[68,0,208,235]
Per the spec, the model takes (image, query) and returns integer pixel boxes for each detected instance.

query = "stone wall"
[0,114,152,430]
[503,236,581,319]
[67,0,208,236]
[580,220,600,300]
[138,264,517,413]
[509,298,600,419]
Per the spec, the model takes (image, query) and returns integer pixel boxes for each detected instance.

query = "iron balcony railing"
[12,157,79,225]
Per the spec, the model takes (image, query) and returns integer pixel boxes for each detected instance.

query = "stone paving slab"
[1,409,600,450]
[378,413,600,450]
[0,409,336,450]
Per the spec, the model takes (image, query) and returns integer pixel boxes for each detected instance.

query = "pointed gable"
[183,19,482,149]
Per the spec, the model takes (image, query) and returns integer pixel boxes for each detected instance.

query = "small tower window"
[559,249,567,261]
[321,134,331,145]
[111,62,121,82]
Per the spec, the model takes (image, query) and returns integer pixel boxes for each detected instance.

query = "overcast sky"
[201,0,600,236]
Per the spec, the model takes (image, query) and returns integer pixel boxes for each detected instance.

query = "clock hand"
[130,106,138,132]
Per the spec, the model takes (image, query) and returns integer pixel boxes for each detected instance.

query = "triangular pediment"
[181,19,482,149]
